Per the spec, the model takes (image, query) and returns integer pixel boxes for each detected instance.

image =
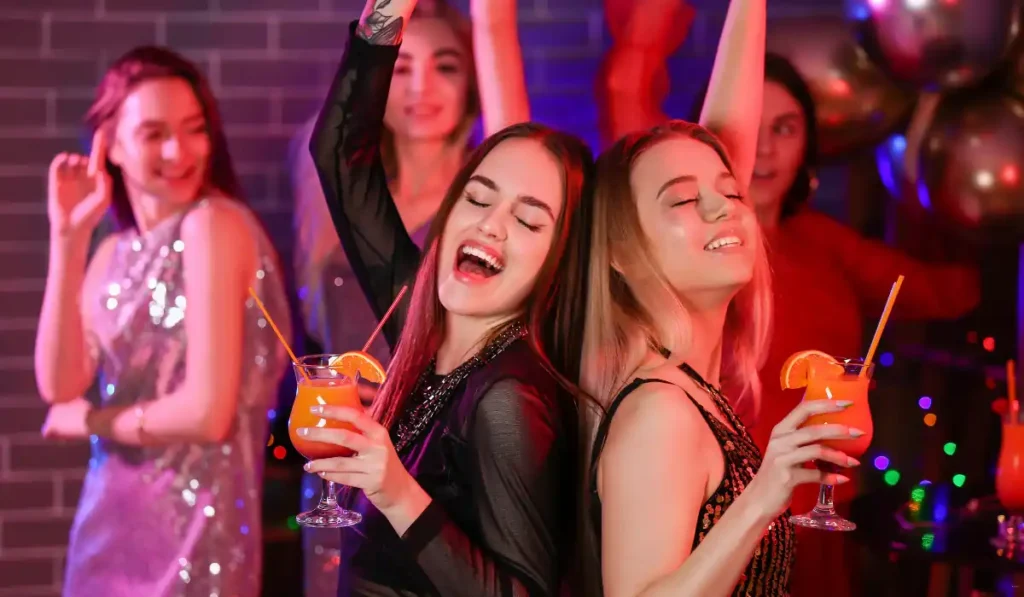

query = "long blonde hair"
[581,120,773,417]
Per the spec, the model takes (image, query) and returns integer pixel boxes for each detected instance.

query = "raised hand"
[356,0,413,45]
[47,129,112,238]
[743,399,863,518]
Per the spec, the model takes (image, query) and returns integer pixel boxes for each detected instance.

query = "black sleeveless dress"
[588,364,795,596]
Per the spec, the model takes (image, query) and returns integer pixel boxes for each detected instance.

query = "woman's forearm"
[638,491,775,597]
[698,0,766,192]
[471,0,530,134]
[35,232,94,404]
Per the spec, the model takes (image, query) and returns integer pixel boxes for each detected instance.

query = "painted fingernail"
[835,475,851,484]
[303,462,312,471]
[297,428,310,437]
[849,428,865,437]
[847,456,860,467]
[834,400,854,408]
[309,405,323,414]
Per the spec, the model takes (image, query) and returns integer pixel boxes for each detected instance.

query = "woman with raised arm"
[580,0,841,594]
[34,47,290,596]
[288,2,528,592]
[292,0,528,360]
[299,0,594,595]
[706,52,979,597]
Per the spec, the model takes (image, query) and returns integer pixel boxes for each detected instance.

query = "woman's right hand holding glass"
[743,400,863,519]
[47,129,111,239]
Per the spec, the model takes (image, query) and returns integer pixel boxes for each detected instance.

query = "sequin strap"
[677,362,759,450]
[391,320,528,453]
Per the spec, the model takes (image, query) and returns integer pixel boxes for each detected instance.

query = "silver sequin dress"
[63,198,291,597]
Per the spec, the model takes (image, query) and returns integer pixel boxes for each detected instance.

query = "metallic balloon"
[919,90,1024,235]
[846,0,1022,91]
[768,17,915,157]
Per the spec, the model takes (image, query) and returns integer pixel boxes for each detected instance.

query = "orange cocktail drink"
[782,351,874,532]
[288,352,384,529]
[802,368,873,459]
[997,403,1024,512]
[288,377,361,460]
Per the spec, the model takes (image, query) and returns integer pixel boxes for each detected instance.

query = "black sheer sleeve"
[310,23,421,349]
[400,379,571,597]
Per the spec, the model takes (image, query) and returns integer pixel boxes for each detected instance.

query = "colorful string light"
[921,533,935,550]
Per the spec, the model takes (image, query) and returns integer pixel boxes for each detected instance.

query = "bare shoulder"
[181,198,259,253]
[604,378,708,451]
[597,377,715,506]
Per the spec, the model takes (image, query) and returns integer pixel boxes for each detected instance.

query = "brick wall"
[0,0,842,594]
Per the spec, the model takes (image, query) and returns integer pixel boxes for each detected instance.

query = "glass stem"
[320,478,339,509]
[815,482,836,514]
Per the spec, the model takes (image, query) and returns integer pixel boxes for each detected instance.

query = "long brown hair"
[372,122,595,430]
[85,46,244,231]
[379,0,481,179]
[582,120,773,413]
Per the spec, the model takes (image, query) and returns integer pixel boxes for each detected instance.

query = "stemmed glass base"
[296,479,362,529]
[790,503,857,532]
[790,468,856,532]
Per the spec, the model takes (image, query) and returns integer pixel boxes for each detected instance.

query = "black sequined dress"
[588,364,795,596]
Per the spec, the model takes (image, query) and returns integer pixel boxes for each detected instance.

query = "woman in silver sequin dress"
[288,1,529,594]
[35,47,291,597]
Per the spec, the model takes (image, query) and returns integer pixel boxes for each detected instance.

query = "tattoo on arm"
[356,0,405,45]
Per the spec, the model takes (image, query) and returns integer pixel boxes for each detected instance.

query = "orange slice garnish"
[779,350,844,390]
[328,351,386,383]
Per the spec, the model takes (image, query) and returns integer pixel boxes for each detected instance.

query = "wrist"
[733,480,778,528]
[381,474,432,536]
[109,404,145,443]
[49,229,92,255]
[470,0,516,25]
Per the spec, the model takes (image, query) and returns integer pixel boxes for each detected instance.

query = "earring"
[807,169,819,196]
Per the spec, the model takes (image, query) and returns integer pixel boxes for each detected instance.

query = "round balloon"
[768,17,915,157]
[919,89,1024,235]
[846,0,1022,91]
